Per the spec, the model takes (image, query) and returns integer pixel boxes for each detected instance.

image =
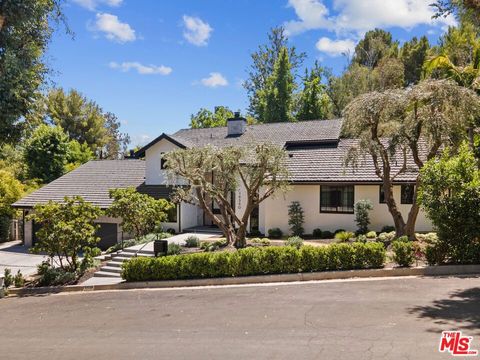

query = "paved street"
[1,276,479,360]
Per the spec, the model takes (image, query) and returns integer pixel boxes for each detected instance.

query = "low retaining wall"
[7,264,480,297]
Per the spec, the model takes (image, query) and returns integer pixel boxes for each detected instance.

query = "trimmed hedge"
[122,242,387,282]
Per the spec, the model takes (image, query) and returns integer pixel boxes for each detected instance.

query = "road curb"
[6,264,480,297]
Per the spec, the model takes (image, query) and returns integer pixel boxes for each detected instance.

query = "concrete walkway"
[0,241,47,277]
[82,232,219,286]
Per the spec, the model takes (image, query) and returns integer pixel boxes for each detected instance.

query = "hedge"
[121,242,387,282]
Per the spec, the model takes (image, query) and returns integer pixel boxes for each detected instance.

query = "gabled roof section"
[12,160,146,209]
[134,133,187,158]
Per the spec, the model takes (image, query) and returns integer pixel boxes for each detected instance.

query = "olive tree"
[344,79,480,239]
[164,144,290,248]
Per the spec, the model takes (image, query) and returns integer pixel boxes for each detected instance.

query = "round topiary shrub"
[312,228,322,238]
[268,228,283,239]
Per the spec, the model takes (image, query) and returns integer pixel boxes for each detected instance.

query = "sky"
[48,0,456,146]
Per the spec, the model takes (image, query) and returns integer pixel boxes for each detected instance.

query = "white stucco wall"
[260,184,432,236]
[145,138,187,185]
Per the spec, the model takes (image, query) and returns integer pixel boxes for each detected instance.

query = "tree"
[400,36,430,85]
[43,88,110,153]
[23,125,70,183]
[65,140,95,172]
[0,170,24,242]
[343,79,480,238]
[29,196,102,272]
[431,0,480,28]
[108,187,172,241]
[372,57,405,91]
[418,144,480,264]
[288,201,304,236]
[164,144,290,248]
[257,47,295,123]
[0,0,64,145]
[102,112,130,159]
[190,106,234,128]
[354,200,373,234]
[295,64,332,121]
[353,29,398,69]
[245,26,306,120]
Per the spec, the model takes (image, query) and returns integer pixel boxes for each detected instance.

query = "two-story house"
[13,114,432,249]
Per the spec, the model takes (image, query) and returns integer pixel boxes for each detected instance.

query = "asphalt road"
[1,276,479,360]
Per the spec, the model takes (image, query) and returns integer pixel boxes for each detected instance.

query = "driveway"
[0,241,47,277]
[1,276,479,359]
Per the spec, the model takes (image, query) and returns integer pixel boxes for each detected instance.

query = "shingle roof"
[12,160,147,209]
[170,119,343,148]
[287,139,421,183]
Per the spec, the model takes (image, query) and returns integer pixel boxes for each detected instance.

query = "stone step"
[107,260,124,268]
[101,266,122,274]
[110,255,132,262]
[93,271,121,278]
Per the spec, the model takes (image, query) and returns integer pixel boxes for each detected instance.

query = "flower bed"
[122,242,386,282]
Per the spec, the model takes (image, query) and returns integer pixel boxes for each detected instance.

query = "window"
[166,204,177,223]
[320,185,354,213]
[160,153,167,170]
[379,185,386,204]
[401,184,415,204]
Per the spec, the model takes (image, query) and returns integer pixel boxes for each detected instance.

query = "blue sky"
[48,0,455,146]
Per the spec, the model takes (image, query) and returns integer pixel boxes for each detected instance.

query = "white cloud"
[93,13,136,43]
[200,72,228,88]
[285,0,456,36]
[109,61,172,75]
[182,15,213,46]
[316,37,355,56]
[73,0,123,11]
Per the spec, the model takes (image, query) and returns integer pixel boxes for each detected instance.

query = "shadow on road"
[409,286,480,335]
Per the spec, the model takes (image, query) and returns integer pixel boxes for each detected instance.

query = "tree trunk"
[234,223,248,248]
[383,180,407,237]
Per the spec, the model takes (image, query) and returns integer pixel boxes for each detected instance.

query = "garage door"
[96,223,118,250]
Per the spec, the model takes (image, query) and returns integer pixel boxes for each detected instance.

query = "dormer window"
[160,153,167,170]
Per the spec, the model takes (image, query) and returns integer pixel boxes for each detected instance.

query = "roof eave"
[134,133,187,158]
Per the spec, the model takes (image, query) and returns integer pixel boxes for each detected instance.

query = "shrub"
[268,228,283,239]
[321,230,334,239]
[334,229,345,235]
[312,228,322,238]
[200,239,228,252]
[356,234,367,243]
[3,268,13,288]
[285,236,304,249]
[354,199,373,234]
[122,242,387,281]
[366,231,377,239]
[377,231,396,246]
[392,240,415,267]
[185,235,200,248]
[14,270,25,288]
[288,201,304,236]
[166,228,176,235]
[167,243,182,255]
[335,231,355,242]
[381,225,395,233]
[248,229,262,237]
[419,145,480,264]
[250,238,270,246]
[36,262,76,286]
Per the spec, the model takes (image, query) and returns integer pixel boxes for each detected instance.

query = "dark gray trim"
[135,133,187,158]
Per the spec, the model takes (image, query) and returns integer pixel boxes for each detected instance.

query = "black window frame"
[401,184,415,204]
[379,185,386,204]
[160,152,167,170]
[320,185,355,214]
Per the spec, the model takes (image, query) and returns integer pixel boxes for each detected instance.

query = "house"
[13,114,432,248]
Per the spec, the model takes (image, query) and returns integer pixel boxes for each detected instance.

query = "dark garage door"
[96,223,118,250]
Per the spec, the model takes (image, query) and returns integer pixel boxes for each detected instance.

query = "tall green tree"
[190,106,234,128]
[0,0,64,145]
[353,29,398,69]
[258,47,295,123]
[43,88,109,153]
[245,26,305,120]
[400,36,430,85]
[102,112,130,159]
[295,63,332,121]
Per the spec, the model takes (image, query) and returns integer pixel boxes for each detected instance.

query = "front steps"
[94,248,155,278]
